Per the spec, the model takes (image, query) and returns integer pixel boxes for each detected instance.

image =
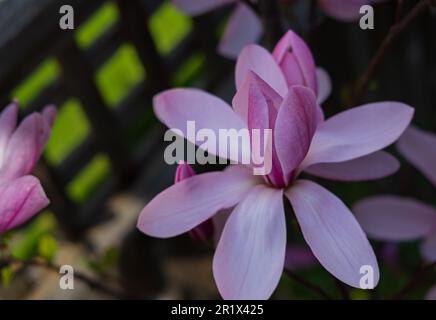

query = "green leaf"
[1,266,14,288]
[37,234,58,263]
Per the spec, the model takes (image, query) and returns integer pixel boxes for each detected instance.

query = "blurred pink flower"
[354,126,436,263]
[284,245,317,272]
[137,37,413,298]
[173,0,262,59]
[0,102,56,233]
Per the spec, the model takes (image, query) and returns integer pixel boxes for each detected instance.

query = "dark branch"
[258,0,283,49]
[393,261,436,299]
[348,0,434,107]
[0,257,130,299]
[284,269,332,300]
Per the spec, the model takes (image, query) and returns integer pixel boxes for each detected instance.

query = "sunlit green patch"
[11,59,60,107]
[10,212,57,261]
[44,98,90,165]
[172,53,205,86]
[149,1,192,55]
[96,44,145,107]
[67,153,111,203]
[75,1,119,49]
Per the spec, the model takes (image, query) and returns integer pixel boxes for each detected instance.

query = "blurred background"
[0,0,435,299]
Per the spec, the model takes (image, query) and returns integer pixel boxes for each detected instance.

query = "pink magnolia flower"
[173,0,262,59]
[137,35,413,298]
[354,126,436,262]
[0,102,56,233]
[270,30,331,104]
[354,125,436,300]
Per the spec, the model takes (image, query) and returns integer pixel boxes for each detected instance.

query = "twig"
[347,0,434,107]
[395,0,405,22]
[258,0,283,49]
[333,278,350,300]
[0,257,130,299]
[393,261,436,299]
[284,269,332,300]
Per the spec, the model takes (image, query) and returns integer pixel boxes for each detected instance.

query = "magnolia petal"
[318,0,370,22]
[213,185,285,299]
[316,67,332,104]
[233,71,282,124]
[174,160,196,183]
[305,151,400,181]
[218,3,262,59]
[172,0,235,15]
[153,88,250,163]
[0,102,18,165]
[42,105,57,128]
[274,86,319,183]
[272,30,317,93]
[397,126,436,187]
[302,102,414,168]
[286,180,379,288]
[426,286,436,300]
[421,232,436,262]
[0,175,49,232]
[235,44,288,96]
[137,166,260,238]
[354,196,436,241]
[1,113,48,180]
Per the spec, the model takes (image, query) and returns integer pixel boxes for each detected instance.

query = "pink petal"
[316,67,332,104]
[235,44,288,97]
[137,165,261,238]
[301,102,414,168]
[42,105,57,128]
[284,245,317,271]
[218,3,262,59]
[1,113,48,180]
[232,70,282,124]
[397,126,436,187]
[153,88,250,163]
[174,160,196,183]
[274,86,319,183]
[213,185,285,299]
[426,286,436,300]
[286,180,379,288]
[353,196,436,241]
[272,30,317,93]
[304,151,400,181]
[0,175,49,232]
[421,232,436,262]
[0,102,18,165]
[318,0,371,22]
[172,0,235,15]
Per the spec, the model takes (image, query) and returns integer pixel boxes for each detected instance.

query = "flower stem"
[347,0,434,107]
[284,269,332,300]
[0,257,130,299]
[258,0,283,49]
[393,261,436,299]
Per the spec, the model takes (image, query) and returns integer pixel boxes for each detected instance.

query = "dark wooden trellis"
[0,0,435,241]
[0,0,232,238]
